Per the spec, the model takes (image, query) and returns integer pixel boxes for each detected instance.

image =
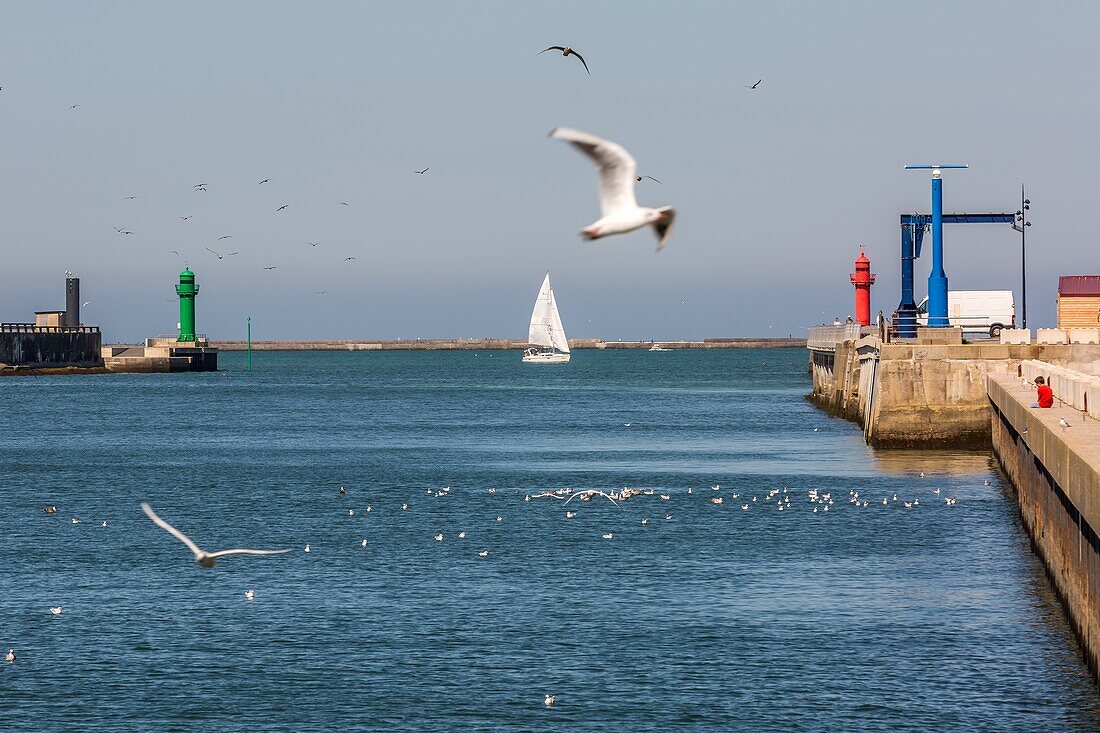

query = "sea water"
[1,348,1098,731]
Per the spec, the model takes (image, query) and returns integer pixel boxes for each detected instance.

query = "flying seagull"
[218,235,232,240]
[562,489,621,508]
[259,178,270,185]
[262,266,277,270]
[414,167,429,175]
[141,503,291,568]
[81,301,91,307]
[338,201,349,206]
[69,104,79,109]
[204,247,238,260]
[306,241,320,247]
[169,250,180,256]
[276,204,289,212]
[636,175,662,183]
[538,45,590,75]
[550,127,675,251]
[344,256,357,261]
[746,79,762,89]
[124,196,137,200]
[193,183,207,191]
[179,216,192,221]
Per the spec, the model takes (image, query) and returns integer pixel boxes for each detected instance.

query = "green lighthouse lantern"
[175,267,200,342]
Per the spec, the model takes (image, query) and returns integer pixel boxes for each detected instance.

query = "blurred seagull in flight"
[562,490,621,508]
[193,183,207,191]
[259,178,270,185]
[276,204,290,212]
[745,79,762,89]
[635,175,661,183]
[414,167,429,175]
[538,45,590,74]
[204,247,238,260]
[550,127,675,251]
[140,503,292,568]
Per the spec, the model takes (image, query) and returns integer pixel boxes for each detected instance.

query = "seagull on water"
[602,533,613,540]
[550,127,675,251]
[544,694,557,706]
[478,550,489,557]
[5,649,13,663]
[538,44,590,74]
[304,544,311,552]
[361,539,368,547]
[565,511,577,519]
[244,589,255,601]
[458,531,467,539]
[433,533,444,542]
[49,607,62,615]
[141,503,292,568]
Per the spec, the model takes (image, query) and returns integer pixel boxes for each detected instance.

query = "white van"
[916,290,1016,338]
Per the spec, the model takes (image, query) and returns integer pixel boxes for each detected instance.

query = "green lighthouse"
[175,267,200,342]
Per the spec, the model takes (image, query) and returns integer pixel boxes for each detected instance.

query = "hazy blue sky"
[2,1,1098,341]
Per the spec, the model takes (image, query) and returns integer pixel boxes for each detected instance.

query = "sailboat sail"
[528,274,555,348]
[548,290,569,353]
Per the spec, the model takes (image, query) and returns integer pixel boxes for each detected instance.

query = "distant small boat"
[649,343,671,352]
[523,273,571,364]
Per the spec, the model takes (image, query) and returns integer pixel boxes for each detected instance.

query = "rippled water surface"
[2,348,1098,731]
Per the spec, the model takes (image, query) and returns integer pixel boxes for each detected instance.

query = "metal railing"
[807,323,862,351]
[0,323,100,334]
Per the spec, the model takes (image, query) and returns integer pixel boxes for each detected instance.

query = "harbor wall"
[0,330,102,367]
[810,336,1100,446]
[988,373,1100,682]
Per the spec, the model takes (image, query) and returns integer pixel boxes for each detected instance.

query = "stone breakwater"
[210,337,806,351]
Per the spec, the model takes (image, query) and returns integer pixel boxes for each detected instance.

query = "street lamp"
[1013,185,1032,329]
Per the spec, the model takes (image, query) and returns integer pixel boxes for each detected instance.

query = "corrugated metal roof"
[1059,275,1100,296]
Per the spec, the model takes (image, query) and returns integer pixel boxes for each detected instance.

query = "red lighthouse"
[850,246,876,326]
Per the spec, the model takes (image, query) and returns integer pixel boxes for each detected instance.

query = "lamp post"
[1013,186,1031,329]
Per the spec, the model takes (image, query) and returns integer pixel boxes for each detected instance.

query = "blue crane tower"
[904,164,968,328]
[894,164,1016,339]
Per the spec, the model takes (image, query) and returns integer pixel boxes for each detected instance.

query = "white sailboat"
[523,273,571,364]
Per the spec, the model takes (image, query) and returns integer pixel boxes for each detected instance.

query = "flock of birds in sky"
[37,44,769,284]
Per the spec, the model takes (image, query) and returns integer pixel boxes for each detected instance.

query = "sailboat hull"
[522,349,571,364]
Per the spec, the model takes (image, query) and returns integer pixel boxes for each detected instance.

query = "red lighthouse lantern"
[850,246,876,326]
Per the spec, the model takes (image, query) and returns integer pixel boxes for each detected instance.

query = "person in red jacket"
[1035,376,1054,408]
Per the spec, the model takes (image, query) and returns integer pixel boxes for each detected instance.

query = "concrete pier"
[102,336,218,372]
[809,327,1100,446]
[988,372,1100,681]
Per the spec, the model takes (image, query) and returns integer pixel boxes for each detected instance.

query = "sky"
[1,0,1098,342]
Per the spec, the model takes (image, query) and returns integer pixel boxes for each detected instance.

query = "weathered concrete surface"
[810,339,1100,447]
[211,337,806,351]
[988,373,1100,682]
